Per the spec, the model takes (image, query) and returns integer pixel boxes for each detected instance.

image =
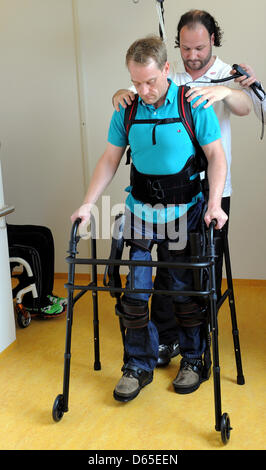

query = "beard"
[183,48,212,72]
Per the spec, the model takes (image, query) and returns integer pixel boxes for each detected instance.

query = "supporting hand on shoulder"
[112,89,135,111]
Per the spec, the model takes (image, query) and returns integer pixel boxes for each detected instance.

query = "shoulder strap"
[124,94,138,165]
[177,85,197,144]
[177,85,208,173]
[124,94,139,140]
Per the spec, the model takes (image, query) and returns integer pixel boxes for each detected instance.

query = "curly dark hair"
[175,10,223,48]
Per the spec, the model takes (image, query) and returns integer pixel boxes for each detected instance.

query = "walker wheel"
[52,394,65,422]
[220,413,232,444]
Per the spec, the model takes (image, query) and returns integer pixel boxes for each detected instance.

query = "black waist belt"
[130,156,202,206]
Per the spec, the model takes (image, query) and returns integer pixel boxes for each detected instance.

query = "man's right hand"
[71,203,92,238]
[112,89,135,111]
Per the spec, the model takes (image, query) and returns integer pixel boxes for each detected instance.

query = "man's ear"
[163,61,170,76]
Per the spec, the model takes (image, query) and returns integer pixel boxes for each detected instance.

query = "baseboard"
[55,273,266,286]
[226,278,266,287]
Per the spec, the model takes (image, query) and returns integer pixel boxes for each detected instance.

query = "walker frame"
[52,215,245,445]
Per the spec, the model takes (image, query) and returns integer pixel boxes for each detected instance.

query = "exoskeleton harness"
[124,85,208,207]
[104,86,211,331]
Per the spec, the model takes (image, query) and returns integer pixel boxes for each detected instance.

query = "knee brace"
[174,301,207,328]
[115,297,149,329]
[126,238,154,252]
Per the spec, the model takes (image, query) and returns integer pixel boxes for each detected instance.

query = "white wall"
[0,163,16,352]
[0,0,89,272]
[0,0,265,279]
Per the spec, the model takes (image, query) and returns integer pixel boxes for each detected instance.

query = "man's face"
[128,59,170,107]
[179,23,214,73]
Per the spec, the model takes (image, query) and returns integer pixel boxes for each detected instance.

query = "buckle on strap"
[147,179,165,200]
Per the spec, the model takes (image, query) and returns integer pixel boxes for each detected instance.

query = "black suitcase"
[7,224,55,309]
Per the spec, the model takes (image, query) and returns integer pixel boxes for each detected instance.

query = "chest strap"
[129,117,182,145]
[130,156,202,206]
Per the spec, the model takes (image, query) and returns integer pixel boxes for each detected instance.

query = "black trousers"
[150,197,231,345]
[7,224,55,307]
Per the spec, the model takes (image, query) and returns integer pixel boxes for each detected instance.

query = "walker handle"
[210,218,217,229]
[207,219,217,250]
[68,217,82,255]
[72,217,82,239]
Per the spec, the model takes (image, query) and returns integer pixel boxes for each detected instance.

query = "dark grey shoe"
[113,366,153,402]
[157,340,180,367]
[173,358,203,394]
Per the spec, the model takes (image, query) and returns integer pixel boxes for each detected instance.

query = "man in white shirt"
[112,9,263,373]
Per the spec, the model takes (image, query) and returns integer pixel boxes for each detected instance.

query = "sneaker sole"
[113,375,153,403]
[156,359,171,368]
[173,381,201,394]
[30,307,67,319]
[173,370,211,395]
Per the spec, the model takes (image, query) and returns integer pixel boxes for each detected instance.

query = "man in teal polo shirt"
[71,36,228,402]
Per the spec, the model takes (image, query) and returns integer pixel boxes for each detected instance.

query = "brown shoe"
[113,366,153,402]
[173,359,203,394]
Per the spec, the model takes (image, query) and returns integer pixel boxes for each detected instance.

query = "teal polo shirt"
[108,79,221,223]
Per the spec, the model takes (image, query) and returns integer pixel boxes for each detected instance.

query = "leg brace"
[116,297,149,329]
[174,301,208,327]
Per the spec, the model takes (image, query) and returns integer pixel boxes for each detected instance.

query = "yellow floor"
[0,278,265,450]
